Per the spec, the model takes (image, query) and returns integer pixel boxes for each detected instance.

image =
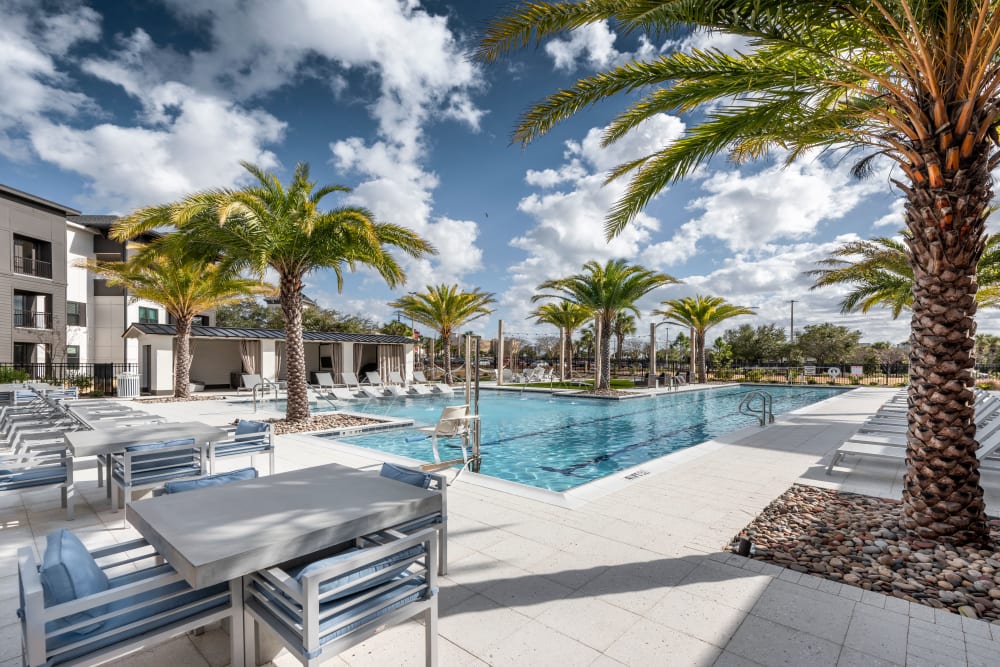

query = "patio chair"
[365,371,392,394]
[0,450,74,520]
[242,526,438,667]
[311,372,337,395]
[209,419,276,475]
[109,437,207,511]
[386,371,410,396]
[378,463,448,575]
[418,405,475,464]
[331,386,362,401]
[413,370,455,395]
[239,373,262,393]
[407,375,433,395]
[18,529,240,667]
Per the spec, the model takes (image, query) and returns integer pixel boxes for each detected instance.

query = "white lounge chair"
[331,386,362,401]
[365,370,392,396]
[386,371,410,397]
[311,372,336,395]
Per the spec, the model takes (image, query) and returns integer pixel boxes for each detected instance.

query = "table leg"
[106,457,112,499]
[243,606,257,667]
[63,455,75,521]
[229,579,246,667]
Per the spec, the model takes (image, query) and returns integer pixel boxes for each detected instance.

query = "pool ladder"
[739,390,774,427]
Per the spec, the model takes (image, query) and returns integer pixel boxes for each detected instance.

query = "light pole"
[788,299,798,344]
[649,321,675,388]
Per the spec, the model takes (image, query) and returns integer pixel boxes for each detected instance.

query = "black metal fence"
[0,362,138,394]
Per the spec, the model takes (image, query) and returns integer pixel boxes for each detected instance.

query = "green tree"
[976,334,1000,367]
[215,299,282,328]
[479,0,1000,544]
[809,233,1000,317]
[667,331,689,365]
[723,324,788,365]
[534,259,678,391]
[82,239,270,398]
[795,324,862,365]
[380,320,415,338]
[611,311,637,368]
[388,284,496,384]
[530,300,592,380]
[654,295,755,383]
[113,162,434,422]
[709,338,733,370]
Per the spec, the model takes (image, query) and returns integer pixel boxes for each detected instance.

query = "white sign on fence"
[850,365,864,376]
[804,365,816,376]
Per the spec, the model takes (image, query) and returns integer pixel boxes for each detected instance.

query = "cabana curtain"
[353,344,364,374]
[240,340,260,374]
[331,344,343,378]
[377,344,404,381]
[275,342,285,380]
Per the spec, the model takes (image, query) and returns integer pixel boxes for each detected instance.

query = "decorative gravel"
[136,395,230,403]
[265,413,379,435]
[735,484,1000,622]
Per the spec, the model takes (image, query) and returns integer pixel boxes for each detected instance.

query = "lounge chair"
[407,376,433,395]
[413,371,454,395]
[386,371,410,397]
[18,529,240,666]
[331,386,362,401]
[341,371,363,392]
[418,404,475,464]
[311,372,337,395]
[365,371,392,396]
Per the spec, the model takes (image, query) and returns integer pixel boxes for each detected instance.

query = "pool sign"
[804,365,816,376]
[827,367,841,378]
[850,365,863,376]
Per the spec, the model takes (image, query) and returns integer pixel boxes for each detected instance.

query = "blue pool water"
[322,385,848,492]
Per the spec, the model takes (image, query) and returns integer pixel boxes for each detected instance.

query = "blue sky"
[3,0,992,347]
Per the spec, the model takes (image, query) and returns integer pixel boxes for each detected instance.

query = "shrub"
[806,378,817,385]
[89,389,105,398]
[977,379,1000,391]
[715,368,733,381]
[69,375,94,391]
[746,369,765,383]
[850,376,862,385]
[0,367,29,383]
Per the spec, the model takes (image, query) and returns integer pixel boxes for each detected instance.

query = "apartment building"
[0,185,77,368]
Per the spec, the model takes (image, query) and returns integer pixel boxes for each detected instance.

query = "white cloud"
[643,155,888,264]
[871,198,905,229]
[29,84,285,211]
[543,20,656,73]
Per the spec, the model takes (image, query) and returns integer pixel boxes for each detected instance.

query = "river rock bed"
[266,413,379,435]
[735,484,1000,622]
[136,395,230,403]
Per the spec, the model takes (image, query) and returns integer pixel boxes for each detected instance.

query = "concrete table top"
[127,463,443,588]
[63,421,228,458]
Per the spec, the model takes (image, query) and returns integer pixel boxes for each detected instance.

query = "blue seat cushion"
[39,530,110,636]
[118,438,199,477]
[0,466,66,491]
[46,564,228,664]
[316,578,424,647]
[163,467,257,494]
[235,420,269,436]
[214,440,268,456]
[290,544,425,602]
[379,463,431,489]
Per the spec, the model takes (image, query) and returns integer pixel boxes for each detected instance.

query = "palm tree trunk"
[598,316,612,390]
[173,316,192,399]
[696,330,707,383]
[563,328,574,381]
[442,329,452,384]
[900,150,990,545]
[280,275,310,422]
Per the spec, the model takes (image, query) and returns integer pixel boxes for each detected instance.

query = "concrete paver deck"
[2,387,998,666]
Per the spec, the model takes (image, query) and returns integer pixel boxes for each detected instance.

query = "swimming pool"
[323,385,848,492]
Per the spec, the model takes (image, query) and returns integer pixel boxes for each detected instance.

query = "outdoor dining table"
[62,421,229,510]
[125,462,443,666]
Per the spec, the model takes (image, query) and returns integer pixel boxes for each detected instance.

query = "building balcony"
[12,256,52,279]
[13,311,53,329]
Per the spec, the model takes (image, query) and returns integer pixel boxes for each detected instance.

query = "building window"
[13,291,52,329]
[167,314,210,326]
[66,345,80,369]
[67,301,86,326]
[138,306,158,324]
[12,235,52,278]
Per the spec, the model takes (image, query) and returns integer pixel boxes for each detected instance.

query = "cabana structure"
[123,324,415,395]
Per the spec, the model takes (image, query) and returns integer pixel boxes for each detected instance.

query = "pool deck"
[4,387,1000,666]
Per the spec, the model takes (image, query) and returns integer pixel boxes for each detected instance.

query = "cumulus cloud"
[543,20,656,72]
[642,155,889,265]
[0,2,101,158]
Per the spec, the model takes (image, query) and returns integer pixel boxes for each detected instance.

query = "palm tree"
[809,233,1000,317]
[479,1,1000,544]
[112,162,434,422]
[530,301,592,380]
[81,239,270,398]
[654,295,755,384]
[535,259,678,391]
[388,284,496,384]
[612,312,637,369]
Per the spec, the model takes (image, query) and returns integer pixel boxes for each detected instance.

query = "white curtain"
[331,344,343,378]
[275,341,285,380]
[353,344,364,374]
[240,340,260,374]
[377,344,404,381]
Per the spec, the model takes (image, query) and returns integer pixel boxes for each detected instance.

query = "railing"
[12,256,52,279]
[13,311,52,329]
[0,362,137,394]
[739,390,774,427]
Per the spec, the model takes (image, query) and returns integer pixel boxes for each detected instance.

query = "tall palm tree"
[809,233,1000,317]
[81,239,270,398]
[112,162,434,422]
[535,259,678,391]
[530,301,592,380]
[654,295,755,384]
[480,1,1000,544]
[612,311,637,369]
[388,284,496,384]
